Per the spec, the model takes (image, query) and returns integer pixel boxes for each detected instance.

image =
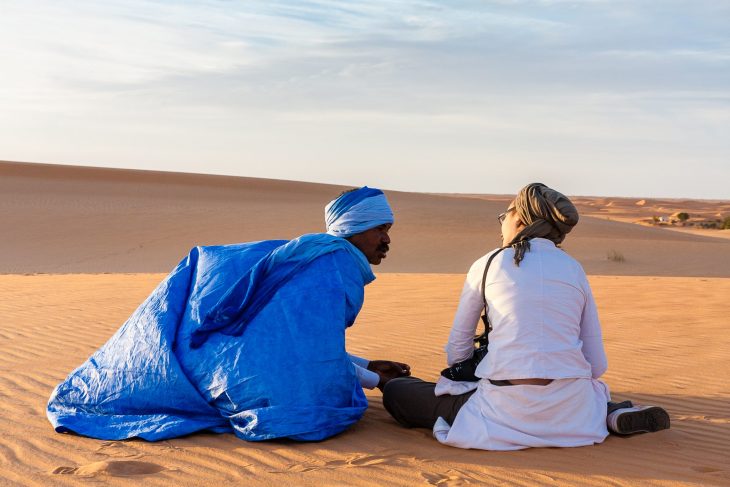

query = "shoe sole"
[614,406,670,435]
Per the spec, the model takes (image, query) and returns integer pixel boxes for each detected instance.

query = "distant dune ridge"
[1,160,729,486]
[3,160,730,276]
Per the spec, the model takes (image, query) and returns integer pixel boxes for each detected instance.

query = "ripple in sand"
[52,460,165,477]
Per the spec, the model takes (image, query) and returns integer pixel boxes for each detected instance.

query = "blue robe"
[47,234,373,441]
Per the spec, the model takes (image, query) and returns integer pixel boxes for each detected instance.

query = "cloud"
[598,49,730,64]
[0,0,728,198]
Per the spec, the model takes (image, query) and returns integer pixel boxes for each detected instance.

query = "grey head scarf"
[508,183,579,266]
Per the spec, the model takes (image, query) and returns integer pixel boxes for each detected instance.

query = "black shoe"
[607,405,670,435]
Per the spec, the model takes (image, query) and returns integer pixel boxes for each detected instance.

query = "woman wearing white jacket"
[383,183,669,450]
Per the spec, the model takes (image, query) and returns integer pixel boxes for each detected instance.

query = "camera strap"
[440,246,508,382]
[479,247,507,335]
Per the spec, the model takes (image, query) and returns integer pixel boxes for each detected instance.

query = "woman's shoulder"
[548,242,585,269]
[471,247,507,266]
[535,240,589,282]
[466,247,508,280]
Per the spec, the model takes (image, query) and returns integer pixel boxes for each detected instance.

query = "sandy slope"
[0,273,728,486]
[3,161,730,277]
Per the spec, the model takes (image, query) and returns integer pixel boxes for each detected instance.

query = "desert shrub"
[676,212,690,222]
[724,216,730,230]
[607,249,625,263]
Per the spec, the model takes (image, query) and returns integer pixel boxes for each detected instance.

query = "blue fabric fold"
[47,234,373,442]
[191,233,374,348]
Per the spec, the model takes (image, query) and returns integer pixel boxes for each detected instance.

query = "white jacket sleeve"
[348,353,380,389]
[348,353,369,369]
[579,276,608,378]
[445,256,489,366]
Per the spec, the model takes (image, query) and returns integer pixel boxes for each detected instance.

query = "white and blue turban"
[324,187,394,238]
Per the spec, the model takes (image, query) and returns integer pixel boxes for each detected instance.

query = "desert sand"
[1,161,729,486]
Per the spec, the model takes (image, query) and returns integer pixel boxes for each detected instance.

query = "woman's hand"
[367,360,411,391]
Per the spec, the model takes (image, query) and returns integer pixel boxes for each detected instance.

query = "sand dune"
[0,273,728,486]
[3,161,730,276]
[2,161,729,486]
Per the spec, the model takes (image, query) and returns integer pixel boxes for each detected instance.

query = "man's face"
[347,223,392,265]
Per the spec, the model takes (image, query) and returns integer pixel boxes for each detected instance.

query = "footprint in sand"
[52,460,165,477]
[421,471,469,486]
[282,463,320,473]
[421,468,502,486]
[676,415,730,424]
[326,454,395,468]
[95,440,145,459]
[276,453,400,474]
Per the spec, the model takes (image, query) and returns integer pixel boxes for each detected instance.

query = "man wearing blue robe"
[47,187,410,442]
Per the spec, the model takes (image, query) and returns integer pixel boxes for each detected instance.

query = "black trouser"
[383,376,634,429]
[382,377,475,428]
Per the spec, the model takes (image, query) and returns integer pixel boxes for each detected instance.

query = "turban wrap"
[508,182,579,266]
[325,187,394,238]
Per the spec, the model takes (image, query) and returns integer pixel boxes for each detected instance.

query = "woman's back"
[479,238,600,381]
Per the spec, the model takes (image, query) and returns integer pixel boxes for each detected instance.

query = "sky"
[1,0,728,198]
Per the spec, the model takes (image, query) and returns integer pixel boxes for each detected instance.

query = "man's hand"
[367,360,411,391]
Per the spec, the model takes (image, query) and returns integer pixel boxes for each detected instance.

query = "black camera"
[440,330,488,382]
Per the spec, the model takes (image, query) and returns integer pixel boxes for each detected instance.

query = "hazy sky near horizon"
[1,1,728,198]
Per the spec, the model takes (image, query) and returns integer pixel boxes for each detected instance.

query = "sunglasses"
[497,207,516,224]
